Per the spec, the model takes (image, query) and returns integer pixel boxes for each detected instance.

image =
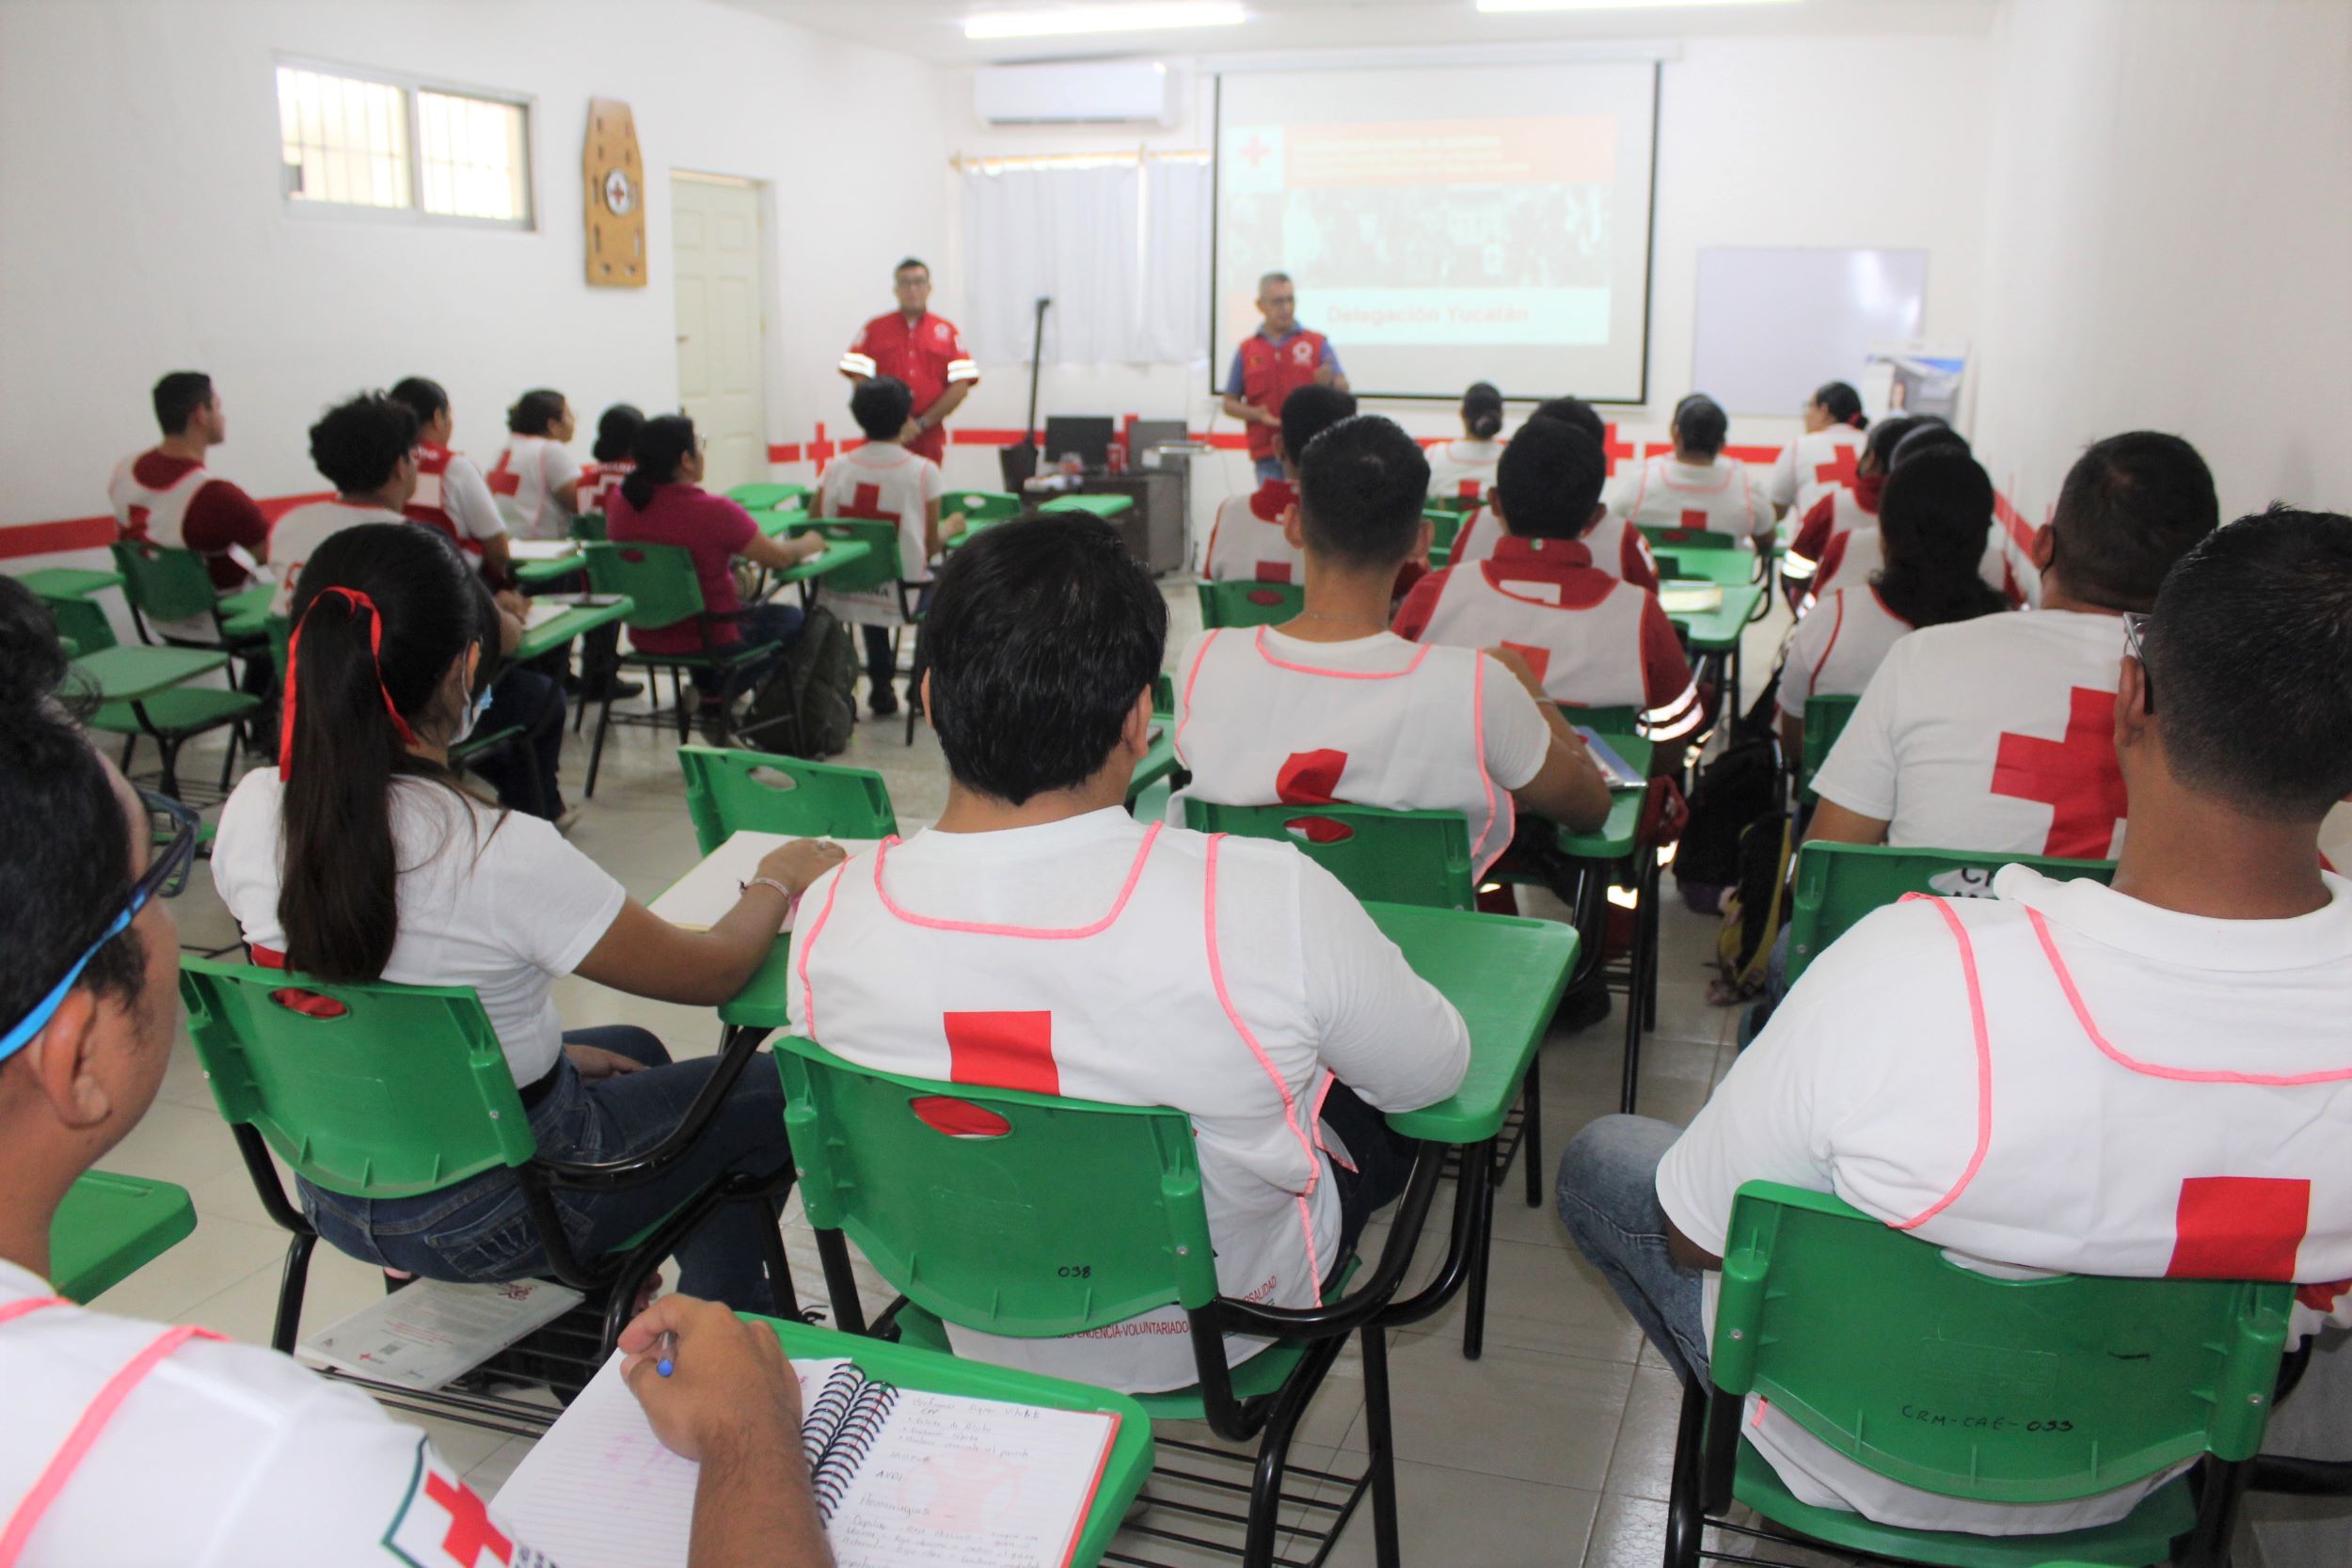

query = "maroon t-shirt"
[129,451,270,591]
[605,483,761,653]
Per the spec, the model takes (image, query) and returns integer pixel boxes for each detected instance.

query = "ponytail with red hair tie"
[278,587,419,779]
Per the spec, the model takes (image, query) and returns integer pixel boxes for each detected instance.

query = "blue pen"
[655,1330,678,1378]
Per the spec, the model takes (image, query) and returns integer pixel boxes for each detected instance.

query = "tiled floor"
[95,578,1931,1565]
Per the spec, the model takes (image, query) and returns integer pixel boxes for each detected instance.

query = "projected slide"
[1216,61,1658,403]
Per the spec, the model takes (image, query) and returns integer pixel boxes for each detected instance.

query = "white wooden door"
[671,175,768,492]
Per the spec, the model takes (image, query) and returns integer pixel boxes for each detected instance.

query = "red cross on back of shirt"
[2169,1176,2309,1281]
[423,1472,514,1566]
[1677,509,1708,533]
[1989,686,2129,858]
[943,1010,1057,1096]
[1500,641,1551,687]
[1813,445,1860,491]
[841,482,902,523]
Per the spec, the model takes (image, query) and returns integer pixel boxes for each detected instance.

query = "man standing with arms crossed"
[1222,272,1349,484]
[838,258,978,467]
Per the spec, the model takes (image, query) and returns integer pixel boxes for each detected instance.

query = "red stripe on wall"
[766,443,802,464]
[1994,489,2036,551]
[0,516,117,560]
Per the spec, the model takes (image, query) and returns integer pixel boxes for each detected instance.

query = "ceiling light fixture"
[964,3,1247,40]
[1477,0,1797,12]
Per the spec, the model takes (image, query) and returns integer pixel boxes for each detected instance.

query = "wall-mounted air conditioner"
[972,61,1176,126]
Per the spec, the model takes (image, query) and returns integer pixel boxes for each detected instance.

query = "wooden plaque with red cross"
[583,99,646,289]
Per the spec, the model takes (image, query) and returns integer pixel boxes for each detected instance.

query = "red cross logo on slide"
[422,1472,513,1566]
[842,482,902,523]
[1813,445,1860,491]
[1989,687,2128,857]
[1240,135,1272,169]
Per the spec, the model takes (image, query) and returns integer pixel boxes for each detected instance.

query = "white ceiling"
[719,0,1997,67]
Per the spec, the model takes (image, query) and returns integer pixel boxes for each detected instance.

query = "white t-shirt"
[815,442,946,626]
[784,811,1470,1394]
[1777,586,1914,720]
[1170,626,1553,877]
[489,436,583,541]
[1765,424,1867,520]
[1657,867,2352,1533]
[1607,454,1774,545]
[265,499,406,616]
[0,1259,554,1567]
[213,771,626,1084]
[1424,436,1503,504]
[409,447,506,548]
[1810,610,2129,858]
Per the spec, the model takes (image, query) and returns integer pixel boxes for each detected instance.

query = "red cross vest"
[1201,480,1304,583]
[1174,627,1517,876]
[1453,507,1658,592]
[791,827,1341,1393]
[1617,455,1769,541]
[403,443,480,557]
[1235,330,1330,462]
[1413,549,1652,709]
[105,455,208,552]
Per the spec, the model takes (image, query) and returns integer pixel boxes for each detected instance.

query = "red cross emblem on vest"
[943,1010,1057,1096]
[422,1472,513,1566]
[1989,687,2128,857]
[1678,509,1708,533]
[843,482,901,523]
[1813,446,1860,491]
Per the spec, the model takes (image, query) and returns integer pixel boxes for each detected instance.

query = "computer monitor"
[1042,416,1116,471]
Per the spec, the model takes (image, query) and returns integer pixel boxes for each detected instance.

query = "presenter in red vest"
[837,257,977,465]
[1221,271,1349,484]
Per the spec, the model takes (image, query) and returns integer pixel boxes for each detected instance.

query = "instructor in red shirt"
[1221,271,1349,484]
[838,258,977,465]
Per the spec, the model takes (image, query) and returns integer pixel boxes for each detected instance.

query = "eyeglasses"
[2122,611,2153,714]
[0,788,198,1065]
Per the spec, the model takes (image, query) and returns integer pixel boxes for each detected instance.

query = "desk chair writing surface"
[675,745,898,854]
[52,1171,197,1304]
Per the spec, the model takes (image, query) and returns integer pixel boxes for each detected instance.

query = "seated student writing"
[1809,432,2217,858]
[1423,380,1506,503]
[809,375,964,720]
[786,515,1470,1394]
[0,578,831,1568]
[388,375,515,590]
[1393,418,1700,744]
[1810,421,2021,609]
[270,394,572,821]
[212,522,845,1314]
[1449,396,1660,592]
[1560,506,2352,1536]
[1200,382,1354,585]
[606,414,822,743]
[1173,414,1613,878]
[489,388,582,540]
[1776,449,2012,763]
[1606,393,1774,546]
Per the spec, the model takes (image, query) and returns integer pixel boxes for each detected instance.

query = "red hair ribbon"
[278,587,420,780]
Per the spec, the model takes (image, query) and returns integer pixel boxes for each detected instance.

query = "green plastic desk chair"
[1666,1181,2289,1568]
[1636,523,1742,552]
[52,1170,197,1303]
[1785,842,2117,985]
[72,655,261,803]
[940,489,1023,522]
[1198,579,1306,631]
[1565,704,1642,739]
[47,594,118,656]
[579,541,785,796]
[179,958,795,1434]
[108,540,266,655]
[569,510,608,544]
[675,744,898,853]
[1154,671,1176,718]
[1794,692,1859,804]
[772,1035,1446,1568]
[1184,799,1476,911]
[725,483,809,513]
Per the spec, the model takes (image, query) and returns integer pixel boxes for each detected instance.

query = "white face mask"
[453,673,493,746]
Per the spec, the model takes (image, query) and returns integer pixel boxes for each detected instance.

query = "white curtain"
[961,160,1210,368]
[1137,158,1212,367]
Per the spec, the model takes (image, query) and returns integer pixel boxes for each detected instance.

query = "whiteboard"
[1692,247,1928,417]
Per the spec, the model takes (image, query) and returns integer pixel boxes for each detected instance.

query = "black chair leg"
[271,1233,316,1354]
[1520,1059,1543,1208]
[758,1196,801,1320]
[585,691,615,798]
[1664,1376,1710,1568]
[815,1227,866,1335]
[1360,1323,1404,1568]
[1460,1134,1498,1361]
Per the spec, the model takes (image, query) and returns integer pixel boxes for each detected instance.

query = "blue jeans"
[301,1025,792,1313]
[1321,1082,1420,1261]
[469,665,566,820]
[692,601,804,698]
[1555,1114,1708,1383]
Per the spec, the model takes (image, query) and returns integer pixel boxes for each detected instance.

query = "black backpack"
[735,604,859,759]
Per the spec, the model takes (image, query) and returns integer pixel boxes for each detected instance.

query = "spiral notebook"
[495,1353,1120,1568]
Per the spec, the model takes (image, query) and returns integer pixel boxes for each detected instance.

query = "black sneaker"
[868,685,900,719]
[585,678,644,703]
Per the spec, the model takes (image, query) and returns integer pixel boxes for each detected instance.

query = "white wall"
[933,28,1993,501]
[1970,0,2352,523]
[0,0,948,538]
